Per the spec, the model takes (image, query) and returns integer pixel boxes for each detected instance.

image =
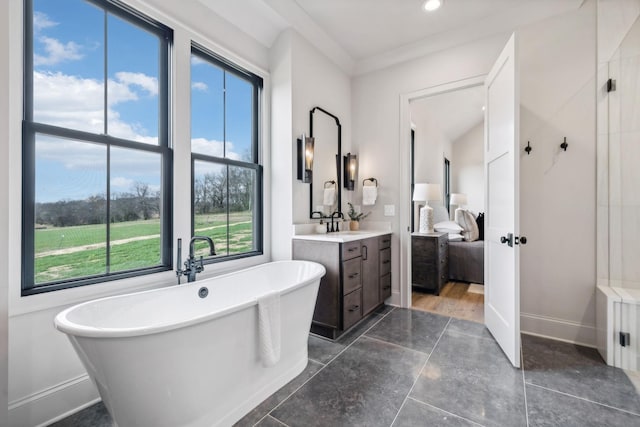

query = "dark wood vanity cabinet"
[292,233,392,339]
[412,232,448,295]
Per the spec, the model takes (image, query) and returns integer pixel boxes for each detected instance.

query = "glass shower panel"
[608,15,640,289]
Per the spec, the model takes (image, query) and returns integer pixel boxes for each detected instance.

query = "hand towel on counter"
[323,188,336,206]
[258,291,281,367]
[362,186,377,205]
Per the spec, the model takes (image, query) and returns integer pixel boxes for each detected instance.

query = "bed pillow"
[434,220,463,235]
[455,209,479,242]
[448,233,464,242]
[432,204,450,224]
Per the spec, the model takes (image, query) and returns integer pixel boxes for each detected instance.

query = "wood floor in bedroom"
[411,281,484,323]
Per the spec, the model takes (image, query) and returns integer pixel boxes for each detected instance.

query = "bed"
[432,205,484,285]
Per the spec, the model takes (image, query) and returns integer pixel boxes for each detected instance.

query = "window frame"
[190,43,264,263]
[21,0,174,295]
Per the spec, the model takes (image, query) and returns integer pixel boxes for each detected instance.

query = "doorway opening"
[401,77,486,323]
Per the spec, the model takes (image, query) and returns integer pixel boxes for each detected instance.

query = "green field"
[34,212,254,284]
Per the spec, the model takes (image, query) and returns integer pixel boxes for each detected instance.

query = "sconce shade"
[343,153,357,190]
[297,134,314,183]
[450,193,467,206]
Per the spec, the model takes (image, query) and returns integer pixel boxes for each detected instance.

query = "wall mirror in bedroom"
[409,83,486,324]
[309,107,342,219]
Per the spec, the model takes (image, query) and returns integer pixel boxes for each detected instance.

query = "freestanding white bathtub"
[54,260,325,427]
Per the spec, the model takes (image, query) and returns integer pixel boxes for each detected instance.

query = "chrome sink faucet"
[176,236,216,283]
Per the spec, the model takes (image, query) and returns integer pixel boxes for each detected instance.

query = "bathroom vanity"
[292,231,392,339]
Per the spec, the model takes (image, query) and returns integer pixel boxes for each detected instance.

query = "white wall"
[353,1,598,345]
[269,29,352,259]
[291,32,352,223]
[410,101,453,188]
[352,35,508,304]
[452,123,485,215]
[518,1,597,346]
[6,0,273,425]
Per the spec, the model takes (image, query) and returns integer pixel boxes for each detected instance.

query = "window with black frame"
[190,45,263,261]
[22,0,172,294]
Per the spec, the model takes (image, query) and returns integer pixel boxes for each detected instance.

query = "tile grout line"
[521,339,530,427]
[363,334,432,356]
[265,415,290,427]
[405,397,486,426]
[388,316,452,427]
[526,382,640,417]
[253,306,397,426]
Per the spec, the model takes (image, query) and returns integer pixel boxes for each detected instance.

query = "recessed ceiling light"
[423,0,442,12]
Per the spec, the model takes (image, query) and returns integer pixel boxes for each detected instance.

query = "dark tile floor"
[50,306,640,427]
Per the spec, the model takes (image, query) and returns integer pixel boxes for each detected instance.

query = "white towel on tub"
[362,186,377,205]
[258,291,281,367]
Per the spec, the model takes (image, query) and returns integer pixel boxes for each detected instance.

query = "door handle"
[515,236,527,245]
[500,233,514,247]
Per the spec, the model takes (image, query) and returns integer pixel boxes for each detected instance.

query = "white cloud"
[191,55,207,66]
[33,11,57,33]
[191,81,208,92]
[111,176,134,189]
[34,36,83,66]
[33,70,162,145]
[115,72,158,96]
[191,138,242,161]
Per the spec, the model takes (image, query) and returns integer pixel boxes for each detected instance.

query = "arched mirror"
[309,107,341,218]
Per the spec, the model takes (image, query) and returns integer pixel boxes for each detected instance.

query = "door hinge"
[607,78,617,92]
[620,331,631,347]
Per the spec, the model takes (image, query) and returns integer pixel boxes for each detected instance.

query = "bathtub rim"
[54,260,325,339]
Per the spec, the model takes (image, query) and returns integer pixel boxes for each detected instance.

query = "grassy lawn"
[34,212,255,284]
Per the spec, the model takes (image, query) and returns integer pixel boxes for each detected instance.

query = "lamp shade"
[412,183,429,201]
[426,183,441,201]
[450,193,467,206]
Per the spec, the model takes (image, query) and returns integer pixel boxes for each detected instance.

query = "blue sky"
[33,0,253,203]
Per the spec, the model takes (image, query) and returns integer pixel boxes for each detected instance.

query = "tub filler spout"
[176,236,216,283]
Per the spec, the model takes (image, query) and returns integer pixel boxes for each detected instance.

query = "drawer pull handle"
[348,273,359,279]
[348,247,358,252]
[382,260,390,264]
[383,285,391,290]
[382,239,390,244]
[348,305,360,312]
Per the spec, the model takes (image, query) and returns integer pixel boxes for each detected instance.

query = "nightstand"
[411,232,448,295]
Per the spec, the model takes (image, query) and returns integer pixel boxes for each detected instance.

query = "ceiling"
[198,0,585,75]
[410,85,485,144]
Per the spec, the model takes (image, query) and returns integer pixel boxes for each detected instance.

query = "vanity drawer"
[343,257,362,295]
[343,288,362,330]
[380,248,391,276]
[342,240,361,260]
[378,234,392,249]
[380,273,391,300]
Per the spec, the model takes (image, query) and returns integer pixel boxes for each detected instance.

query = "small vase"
[350,220,360,231]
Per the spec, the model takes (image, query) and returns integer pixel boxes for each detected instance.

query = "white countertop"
[292,230,391,243]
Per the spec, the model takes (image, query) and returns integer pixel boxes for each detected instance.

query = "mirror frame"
[309,106,341,218]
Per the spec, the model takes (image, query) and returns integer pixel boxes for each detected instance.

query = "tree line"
[36,182,160,227]
[36,168,254,228]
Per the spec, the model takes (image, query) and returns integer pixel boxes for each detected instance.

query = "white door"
[484,33,521,368]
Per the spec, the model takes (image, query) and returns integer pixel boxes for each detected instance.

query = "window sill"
[10,253,269,317]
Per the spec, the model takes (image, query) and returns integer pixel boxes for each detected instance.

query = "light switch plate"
[384,205,395,216]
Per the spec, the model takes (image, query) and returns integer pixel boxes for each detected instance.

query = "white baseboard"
[521,312,596,348]
[9,374,99,427]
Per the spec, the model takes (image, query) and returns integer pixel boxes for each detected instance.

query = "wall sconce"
[297,134,314,183]
[343,152,357,191]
